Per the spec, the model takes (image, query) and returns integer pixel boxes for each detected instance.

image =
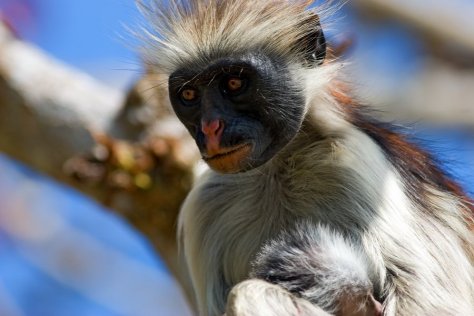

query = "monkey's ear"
[298,13,326,67]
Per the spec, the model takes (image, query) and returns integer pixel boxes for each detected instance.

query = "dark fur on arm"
[250,222,382,316]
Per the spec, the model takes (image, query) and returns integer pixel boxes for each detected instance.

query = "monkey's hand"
[250,223,383,316]
[224,279,331,316]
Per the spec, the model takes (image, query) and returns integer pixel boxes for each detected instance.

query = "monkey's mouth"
[202,143,252,173]
[203,143,252,161]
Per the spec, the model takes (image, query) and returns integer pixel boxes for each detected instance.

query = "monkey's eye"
[228,78,243,91]
[179,88,199,105]
[222,76,247,95]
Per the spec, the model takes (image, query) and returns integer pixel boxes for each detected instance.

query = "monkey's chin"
[203,143,253,174]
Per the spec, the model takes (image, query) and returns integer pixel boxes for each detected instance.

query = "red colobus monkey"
[139,1,474,315]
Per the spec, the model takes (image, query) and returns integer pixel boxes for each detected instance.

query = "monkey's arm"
[249,223,382,316]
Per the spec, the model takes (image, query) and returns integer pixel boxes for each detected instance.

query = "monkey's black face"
[168,53,305,173]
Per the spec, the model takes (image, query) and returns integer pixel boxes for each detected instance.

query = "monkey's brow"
[172,65,251,88]
[172,72,215,90]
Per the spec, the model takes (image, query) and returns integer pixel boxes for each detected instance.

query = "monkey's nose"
[201,119,223,137]
[201,119,224,154]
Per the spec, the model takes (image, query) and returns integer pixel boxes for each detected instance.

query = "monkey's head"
[141,0,328,173]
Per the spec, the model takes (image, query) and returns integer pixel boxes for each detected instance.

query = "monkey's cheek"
[205,144,253,174]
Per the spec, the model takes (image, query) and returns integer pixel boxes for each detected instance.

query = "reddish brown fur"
[330,87,474,223]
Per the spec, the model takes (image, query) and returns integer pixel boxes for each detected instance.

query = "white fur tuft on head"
[137,0,329,73]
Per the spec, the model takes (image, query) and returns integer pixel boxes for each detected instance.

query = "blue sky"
[2,0,143,88]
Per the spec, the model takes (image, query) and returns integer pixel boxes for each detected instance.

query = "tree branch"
[0,23,198,306]
[352,0,474,54]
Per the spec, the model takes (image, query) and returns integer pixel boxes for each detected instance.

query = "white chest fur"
[180,172,305,315]
[178,126,474,316]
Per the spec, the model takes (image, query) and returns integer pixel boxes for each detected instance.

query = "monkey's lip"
[203,143,253,173]
[202,143,252,161]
